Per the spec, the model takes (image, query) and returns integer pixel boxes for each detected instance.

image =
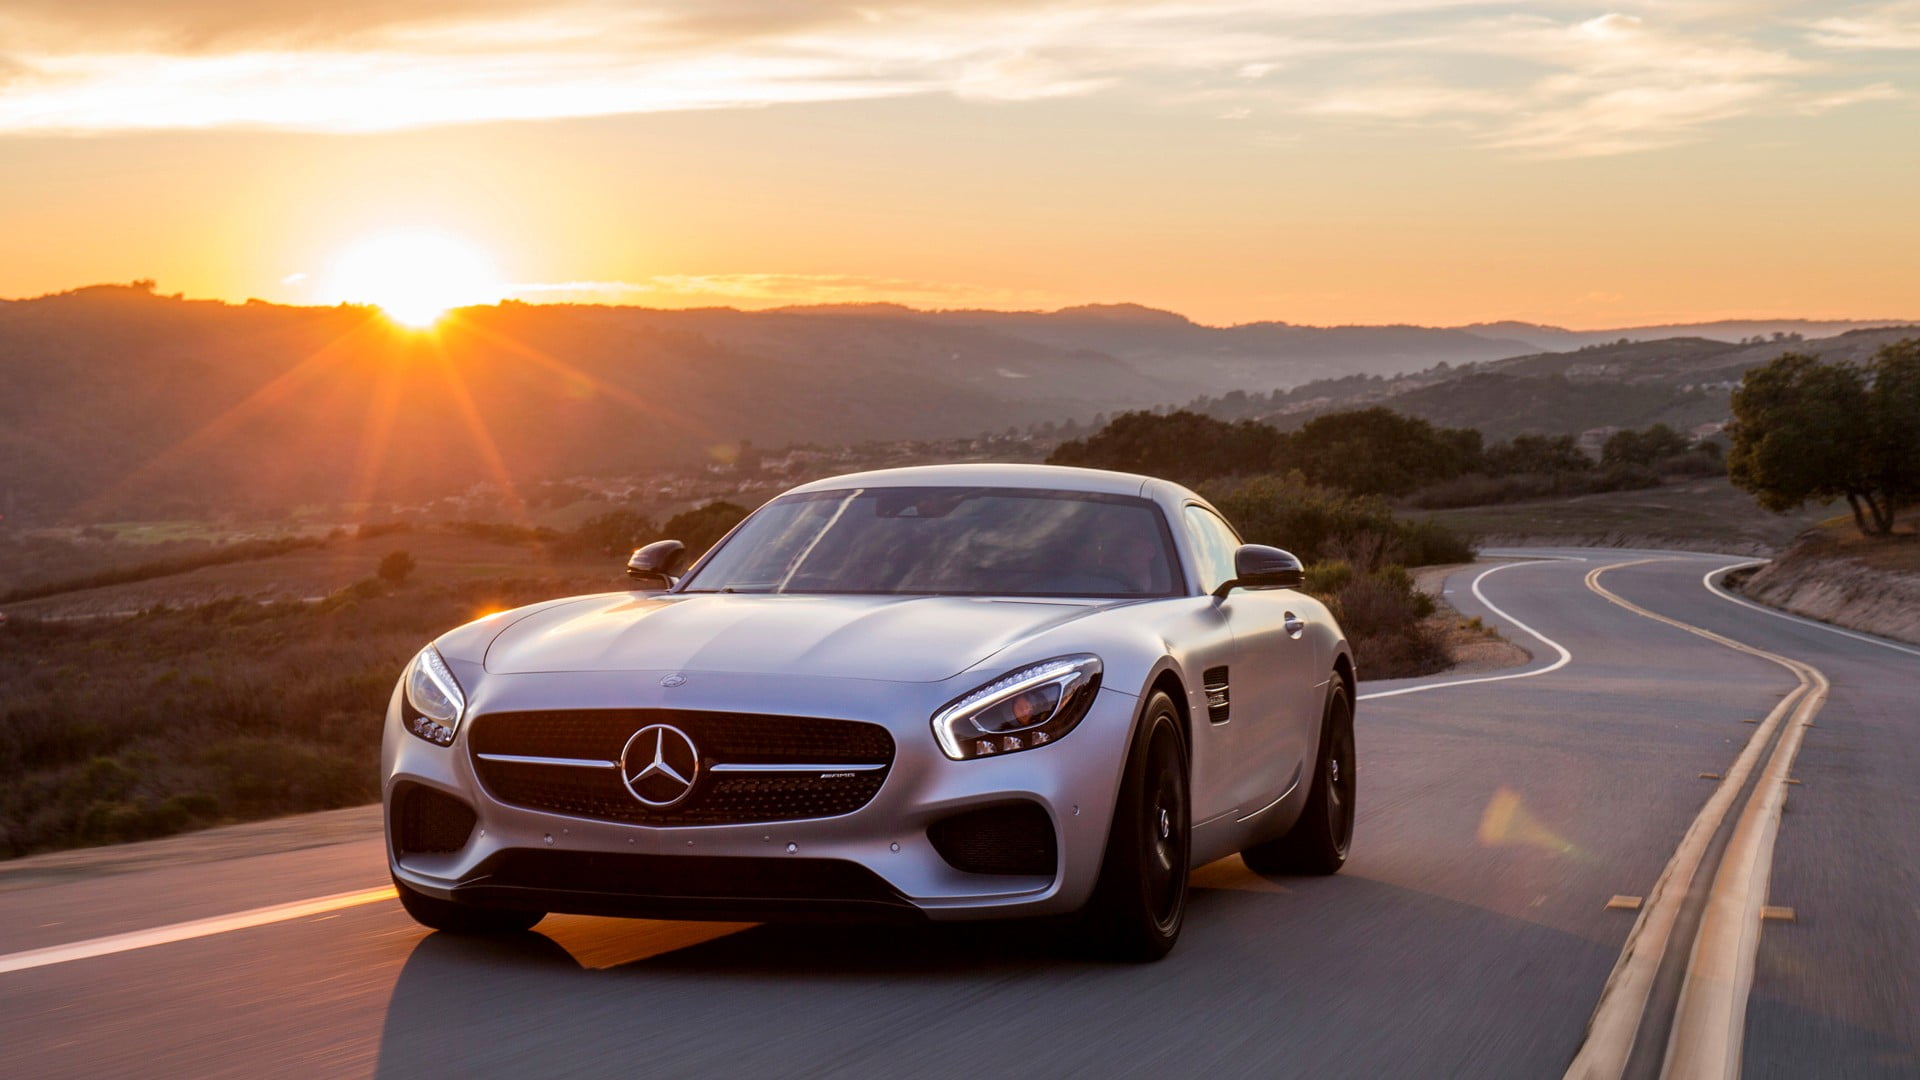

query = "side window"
[1183,506,1242,593]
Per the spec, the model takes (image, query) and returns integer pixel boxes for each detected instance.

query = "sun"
[325,230,504,327]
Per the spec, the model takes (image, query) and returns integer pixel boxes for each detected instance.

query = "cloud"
[1805,2,1920,50]
[1281,9,1899,156]
[0,1,1909,156]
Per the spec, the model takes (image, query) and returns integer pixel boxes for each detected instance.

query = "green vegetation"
[1051,407,1714,508]
[376,550,416,584]
[1729,339,1920,536]
[572,501,750,558]
[1202,473,1466,678]
[0,575,611,856]
[1204,474,1471,567]
[0,536,328,604]
[1050,410,1486,677]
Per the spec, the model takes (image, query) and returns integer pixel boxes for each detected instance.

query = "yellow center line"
[0,886,397,976]
[1563,559,1828,1080]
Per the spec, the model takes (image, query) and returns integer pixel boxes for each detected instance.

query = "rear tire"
[393,875,545,935]
[1075,692,1190,962]
[1241,679,1354,876]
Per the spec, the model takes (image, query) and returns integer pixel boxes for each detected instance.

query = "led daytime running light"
[932,654,1101,760]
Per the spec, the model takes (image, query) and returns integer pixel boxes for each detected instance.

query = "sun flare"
[325,230,503,327]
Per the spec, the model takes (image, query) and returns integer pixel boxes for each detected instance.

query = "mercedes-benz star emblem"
[620,724,700,807]
[659,672,687,688]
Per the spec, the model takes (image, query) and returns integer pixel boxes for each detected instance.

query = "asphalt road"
[2,549,1915,1079]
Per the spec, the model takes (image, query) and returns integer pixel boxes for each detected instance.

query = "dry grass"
[1420,476,1837,554]
[0,573,616,857]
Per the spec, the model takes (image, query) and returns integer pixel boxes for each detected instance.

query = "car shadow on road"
[373,867,1621,1079]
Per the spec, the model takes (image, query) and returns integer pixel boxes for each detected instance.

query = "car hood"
[481,592,1112,682]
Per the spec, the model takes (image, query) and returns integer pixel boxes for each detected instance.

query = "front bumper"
[383,666,1140,922]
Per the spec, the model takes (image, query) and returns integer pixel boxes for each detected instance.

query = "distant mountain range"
[2,284,1914,521]
[1197,327,1920,440]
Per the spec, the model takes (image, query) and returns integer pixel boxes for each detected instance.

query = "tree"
[1284,408,1482,496]
[662,501,750,556]
[1047,410,1281,484]
[1483,434,1592,476]
[376,550,416,585]
[573,510,658,556]
[1868,339,1920,518]
[1727,348,1912,536]
[1601,424,1692,467]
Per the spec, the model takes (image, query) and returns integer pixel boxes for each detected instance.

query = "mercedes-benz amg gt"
[384,463,1355,960]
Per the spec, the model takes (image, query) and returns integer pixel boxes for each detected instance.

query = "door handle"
[1283,612,1306,639]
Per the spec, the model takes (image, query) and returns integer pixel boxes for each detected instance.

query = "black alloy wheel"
[1077,691,1189,962]
[1241,678,1355,876]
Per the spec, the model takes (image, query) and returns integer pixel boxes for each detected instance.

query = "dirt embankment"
[1735,543,1920,646]
[1413,562,1532,675]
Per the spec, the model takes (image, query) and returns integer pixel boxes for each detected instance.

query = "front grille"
[392,783,477,855]
[927,802,1057,876]
[469,709,894,827]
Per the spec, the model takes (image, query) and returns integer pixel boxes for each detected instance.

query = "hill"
[0,287,1541,523]
[1189,326,1920,439]
[4,284,1915,523]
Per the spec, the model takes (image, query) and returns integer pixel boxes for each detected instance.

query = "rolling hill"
[3,283,1914,522]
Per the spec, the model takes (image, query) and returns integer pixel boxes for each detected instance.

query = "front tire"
[393,875,545,935]
[1076,692,1190,962]
[1242,679,1355,876]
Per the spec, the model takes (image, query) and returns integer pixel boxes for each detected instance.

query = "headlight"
[402,646,466,746]
[932,655,1102,760]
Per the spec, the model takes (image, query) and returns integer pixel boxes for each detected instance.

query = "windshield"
[678,486,1183,598]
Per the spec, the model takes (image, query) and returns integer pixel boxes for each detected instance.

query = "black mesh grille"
[466,849,906,905]
[392,783,477,855]
[469,709,894,827]
[927,802,1057,877]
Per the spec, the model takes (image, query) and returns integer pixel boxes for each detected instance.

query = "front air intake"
[392,783,477,856]
[927,802,1057,877]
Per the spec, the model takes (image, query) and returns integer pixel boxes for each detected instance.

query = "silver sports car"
[384,463,1355,960]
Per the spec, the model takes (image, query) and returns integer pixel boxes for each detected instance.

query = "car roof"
[784,462,1171,499]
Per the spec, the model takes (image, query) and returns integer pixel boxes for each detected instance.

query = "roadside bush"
[1305,562,1447,679]
[1208,473,1473,567]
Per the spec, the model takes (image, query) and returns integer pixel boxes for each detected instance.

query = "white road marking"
[1358,560,1573,700]
[1703,562,1920,659]
[0,886,396,976]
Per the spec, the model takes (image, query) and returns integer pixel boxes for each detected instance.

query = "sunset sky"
[2,1,1916,327]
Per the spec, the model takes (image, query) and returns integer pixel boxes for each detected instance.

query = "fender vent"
[1203,666,1231,723]
[927,802,1057,877]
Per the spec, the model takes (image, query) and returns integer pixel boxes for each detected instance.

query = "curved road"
[2,550,1915,1078]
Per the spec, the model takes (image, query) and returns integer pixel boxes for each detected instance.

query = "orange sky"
[1,1,1916,328]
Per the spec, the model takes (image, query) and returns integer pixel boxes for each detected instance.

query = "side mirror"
[1214,544,1305,597]
[626,539,687,589]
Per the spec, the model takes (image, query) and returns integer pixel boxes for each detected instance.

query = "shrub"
[0,573,613,857]
[1306,563,1448,679]
[1207,473,1473,567]
[661,501,752,556]
[570,510,659,556]
[377,550,416,585]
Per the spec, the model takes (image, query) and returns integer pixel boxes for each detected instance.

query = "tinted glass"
[1184,505,1242,593]
[680,487,1182,597]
